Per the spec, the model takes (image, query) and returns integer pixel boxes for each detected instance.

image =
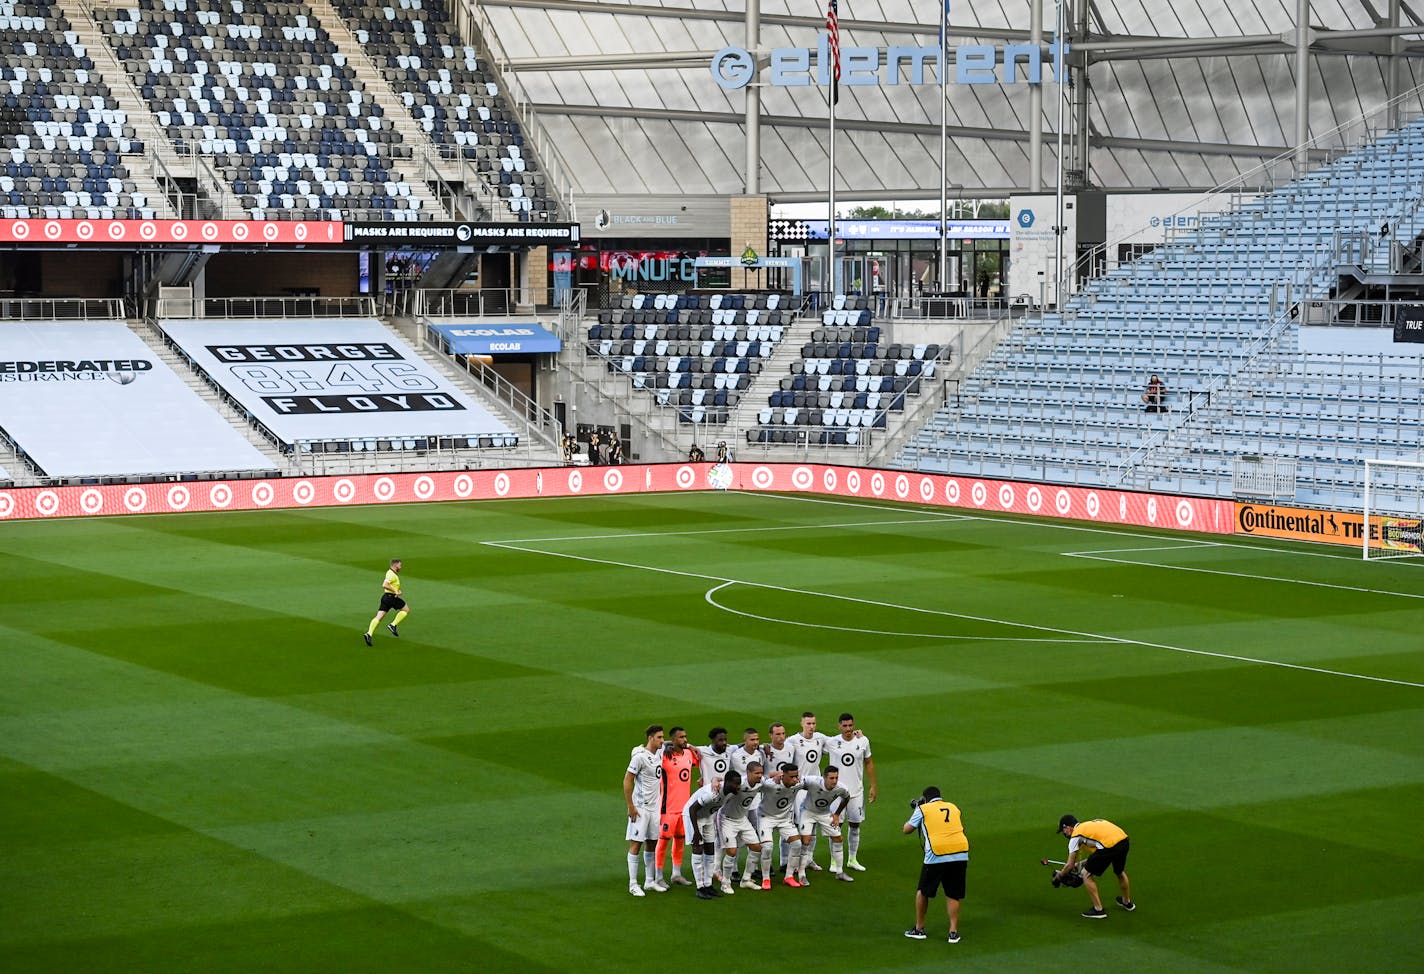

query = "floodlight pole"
[938,0,950,291]
[1053,0,1066,309]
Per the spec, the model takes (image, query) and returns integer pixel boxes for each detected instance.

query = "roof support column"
[1294,0,1311,173]
[1072,0,1090,185]
[745,0,761,195]
[1388,0,1402,128]
[1029,0,1044,190]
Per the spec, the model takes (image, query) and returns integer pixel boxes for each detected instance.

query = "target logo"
[123,487,148,512]
[823,469,838,492]
[568,470,583,493]
[1119,495,1128,520]
[10,220,29,239]
[372,477,396,502]
[294,223,308,241]
[209,483,233,508]
[971,482,987,507]
[453,473,474,497]
[1146,497,1158,523]
[292,480,316,505]
[869,472,885,496]
[232,222,249,241]
[494,472,511,496]
[945,480,961,504]
[262,222,279,241]
[603,468,623,492]
[167,485,190,510]
[791,466,814,490]
[1027,485,1043,512]
[251,481,275,506]
[894,474,909,498]
[80,489,104,515]
[332,479,356,504]
[847,471,861,493]
[139,221,156,240]
[998,484,1015,509]
[107,221,126,239]
[1086,492,1101,518]
[170,221,188,240]
[752,466,774,489]
[0,492,13,517]
[201,222,219,240]
[413,475,435,500]
[76,221,94,240]
[1055,489,1072,516]
[36,490,61,516]
[44,220,61,239]
[675,465,697,489]
[1176,500,1194,527]
[919,477,935,501]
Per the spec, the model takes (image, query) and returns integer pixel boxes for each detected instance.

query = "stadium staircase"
[895,117,1424,498]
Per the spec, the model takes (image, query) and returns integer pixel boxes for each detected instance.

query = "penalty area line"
[1062,550,1424,601]
[481,540,1424,689]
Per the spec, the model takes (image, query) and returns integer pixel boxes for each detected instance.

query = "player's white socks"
[806,833,819,867]
[643,850,655,882]
[760,845,773,877]
[627,853,641,885]
[831,841,845,875]
[787,843,803,879]
[779,838,788,870]
[691,853,707,889]
[847,826,861,861]
[722,852,737,879]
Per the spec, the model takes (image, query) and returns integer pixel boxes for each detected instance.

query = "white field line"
[480,539,1424,689]
[1063,549,1424,601]
[745,491,1424,567]
[483,516,951,545]
[703,581,1107,643]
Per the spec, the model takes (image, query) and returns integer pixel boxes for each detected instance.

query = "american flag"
[826,0,840,104]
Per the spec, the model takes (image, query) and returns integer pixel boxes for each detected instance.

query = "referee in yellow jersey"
[364,558,409,646]
[1054,814,1135,918]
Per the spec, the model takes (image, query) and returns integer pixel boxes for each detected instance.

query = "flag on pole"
[826,0,841,105]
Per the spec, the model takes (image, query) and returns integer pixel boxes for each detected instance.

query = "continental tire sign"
[1236,503,1365,547]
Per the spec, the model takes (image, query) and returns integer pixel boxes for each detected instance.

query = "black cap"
[1057,814,1078,833]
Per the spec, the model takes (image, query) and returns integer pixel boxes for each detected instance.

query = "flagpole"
[938,0,949,293]
[829,91,837,298]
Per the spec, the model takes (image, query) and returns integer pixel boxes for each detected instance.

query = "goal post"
[1363,459,1424,561]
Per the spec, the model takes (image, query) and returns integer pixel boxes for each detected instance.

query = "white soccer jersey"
[757,778,805,822]
[800,775,851,819]
[697,745,735,788]
[722,780,770,822]
[729,745,763,778]
[762,740,797,776]
[825,733,872,795]
[626,745,662,810]
[790,731,833,778]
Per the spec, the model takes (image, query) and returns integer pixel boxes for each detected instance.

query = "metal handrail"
[420,322,563,449]
[0,297,126,320]
[152,295,379,320]
[415,288,532,318]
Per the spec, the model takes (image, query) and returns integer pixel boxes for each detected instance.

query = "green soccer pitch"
[3,489,1422,973]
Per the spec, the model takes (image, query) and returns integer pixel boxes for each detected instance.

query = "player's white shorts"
[758,816,801,845]
[721,817,760,849]
[683,809,719,846]
[802,811,842,838]
[842,793,866,825]
[625,806,658,843]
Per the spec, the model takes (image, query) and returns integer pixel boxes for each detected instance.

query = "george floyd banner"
[1394,306,1424,344]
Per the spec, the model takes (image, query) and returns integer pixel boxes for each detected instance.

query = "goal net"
[1363,459,1424,561]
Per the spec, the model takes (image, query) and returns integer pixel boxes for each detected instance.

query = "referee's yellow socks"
[393,611,408,626]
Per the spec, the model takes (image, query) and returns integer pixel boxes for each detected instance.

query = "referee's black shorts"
[917,860,967,900]
[1083,838,1130,877]
[379,593,406,612]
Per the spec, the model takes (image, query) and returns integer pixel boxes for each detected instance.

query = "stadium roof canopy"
[474,0,1424,203]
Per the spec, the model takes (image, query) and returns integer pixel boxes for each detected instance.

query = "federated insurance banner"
[0,463,1235,531]
[1233,502,1423,551]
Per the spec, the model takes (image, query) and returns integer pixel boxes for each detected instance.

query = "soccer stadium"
[2,0,1422,970]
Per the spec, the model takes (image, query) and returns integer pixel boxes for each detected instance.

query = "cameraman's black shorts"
[917,860,967,900]
[1083,838,1129,877]
[379,593,406,612]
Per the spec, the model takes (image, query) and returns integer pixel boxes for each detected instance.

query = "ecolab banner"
[0,464,1234,531]
[0,219,342,245]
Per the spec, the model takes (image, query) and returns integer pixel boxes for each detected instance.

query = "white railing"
[0,297,126,320]
[153,295,379,320]
[1232,456,1299,502]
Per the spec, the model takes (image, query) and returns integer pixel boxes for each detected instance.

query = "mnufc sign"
[711,35,1069,90]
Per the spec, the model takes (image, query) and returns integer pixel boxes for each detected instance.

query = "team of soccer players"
[622,711,877,900]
